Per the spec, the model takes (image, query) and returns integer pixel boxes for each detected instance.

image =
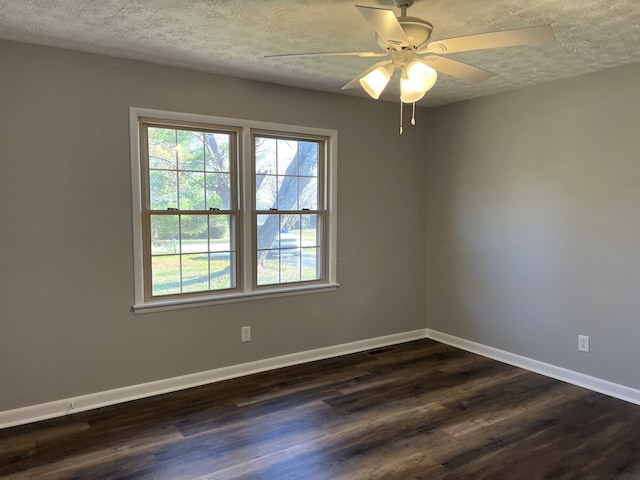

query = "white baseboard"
[0,329,427,429]
[5,328,639,430]
[425,328,640,406]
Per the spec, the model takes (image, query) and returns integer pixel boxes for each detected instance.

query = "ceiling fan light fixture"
[400,61,437,103]
[400,80,426,103]
[359,65,392,99]
[267,4,554,131]
[406,60,437,88]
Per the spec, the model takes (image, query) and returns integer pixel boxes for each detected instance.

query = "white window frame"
[129,107,338,313]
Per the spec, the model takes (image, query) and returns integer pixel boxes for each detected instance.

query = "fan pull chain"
[399,102,419,134]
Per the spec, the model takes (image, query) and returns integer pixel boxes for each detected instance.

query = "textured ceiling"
[1,0,639,107]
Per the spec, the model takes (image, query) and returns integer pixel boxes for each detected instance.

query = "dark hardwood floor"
[2,339,640,479]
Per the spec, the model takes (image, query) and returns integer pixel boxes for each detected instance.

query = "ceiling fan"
[267,0,555,130]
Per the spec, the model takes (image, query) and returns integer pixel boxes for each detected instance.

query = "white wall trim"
[6,328,639,429]
[425,328,640,406]
[128,106,339,313]
[0,329,427,429]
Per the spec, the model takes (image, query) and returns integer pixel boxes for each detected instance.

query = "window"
[253,133,324,287]
[130,108,338,312]
[141,121,239,298]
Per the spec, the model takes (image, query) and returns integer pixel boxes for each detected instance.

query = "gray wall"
[5,37,637,414]
[427,63,640,389]
[0,40,428,411]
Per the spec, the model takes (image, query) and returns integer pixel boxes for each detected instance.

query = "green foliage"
[181,215,207,239]
[209,224,226,239]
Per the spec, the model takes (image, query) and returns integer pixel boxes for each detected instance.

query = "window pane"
[149,213,236,296]
[277,139,298,176]
[301,247,321,281]
[257,248,305,286]
[179,172,205,210]
[299,141,319,210]
[149,170,177,210]
[180,215,208,253]
[150,215,179,254]
[300,177,318,210]
[254,136,321,213]
[206,172,230,209]
[278,175,299,210]
[257,214,279,250]
[211,251,234,289]
[208,214,235,290]
[301,214,319,247]
[181,253,210,293]
[209,215,231,252]
[205,132,230,172]
[280,214,301,253]
[299,141,318,176]
[151,254,181,296]
[255,137,276,174]
[256,174,277,210]
[148,127,177,170]
[281,252,301,283]
[257,254,280,286]
[177,130,204,171]
[257,213,304,286]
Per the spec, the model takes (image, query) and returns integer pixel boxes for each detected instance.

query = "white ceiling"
[1,0,639,107]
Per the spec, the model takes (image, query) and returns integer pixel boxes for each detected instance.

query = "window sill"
[132,283,340,314]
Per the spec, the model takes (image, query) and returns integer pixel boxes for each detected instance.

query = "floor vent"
[366,346,397,356]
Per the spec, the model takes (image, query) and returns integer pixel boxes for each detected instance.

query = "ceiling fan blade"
[342,60,394,90]
[420,25,555,55]
[265,50,387,59]
[355,5,408,47]
[421,56,495,83]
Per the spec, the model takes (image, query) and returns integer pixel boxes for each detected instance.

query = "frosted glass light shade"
[400,61,438,103]
[407,61,438,85]
[360,66,392,99]
[400,80,427,103]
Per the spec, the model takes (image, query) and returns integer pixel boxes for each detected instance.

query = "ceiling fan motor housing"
[399,17,433,48]
[375,16,434,50]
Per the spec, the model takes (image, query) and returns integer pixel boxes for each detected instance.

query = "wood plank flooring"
[2,339,640,479]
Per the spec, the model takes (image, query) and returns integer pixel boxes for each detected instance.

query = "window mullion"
[241,127,254,294]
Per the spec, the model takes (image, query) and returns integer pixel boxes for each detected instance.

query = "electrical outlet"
[578,335,590,352]
[241,326,251,343]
